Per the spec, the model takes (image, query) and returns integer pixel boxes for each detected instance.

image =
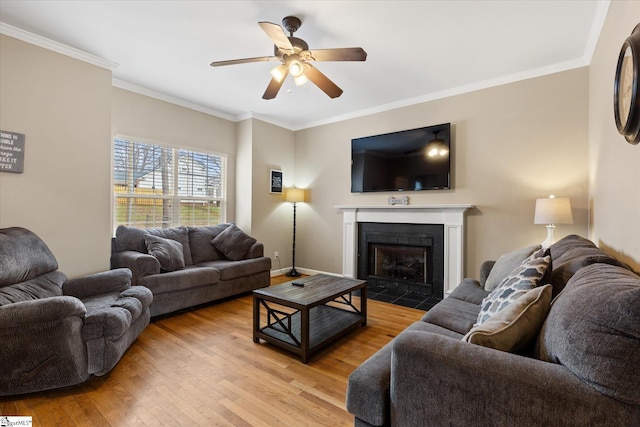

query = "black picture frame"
[270,169,283,193]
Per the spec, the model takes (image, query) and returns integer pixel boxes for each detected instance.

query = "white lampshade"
[534,196,573,225]
[285,187,308,203]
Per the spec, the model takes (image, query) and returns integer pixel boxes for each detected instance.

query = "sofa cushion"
[422,296,482,335]
[484,244,541,291]
[0,271,67,306]
[463,284,551,353]
[115,225,193,266]
[198,258,272,281]
[0,227,59,286]
[189,224,228,264]
[448,278,490,305]
[211,224,257,261]
[476,249,550,325]
[138,266,220,295]
[548,235,630,296]
[536,263,640,405]
[144,234,185,272]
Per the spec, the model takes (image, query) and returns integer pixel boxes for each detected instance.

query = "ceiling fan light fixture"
[269,64,288,83]
[294,73,308,86]
[288,58,304,77]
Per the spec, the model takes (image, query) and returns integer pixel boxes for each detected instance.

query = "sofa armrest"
[0,297,89,396]
[63,268,132,299]
[478,260,495,288]
[0,296,86,326]
[447,278,488,305]
[110,251,160,284]
[391,331,639,426]
[246,242,264,259]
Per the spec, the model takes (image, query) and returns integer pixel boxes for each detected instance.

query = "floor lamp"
[534,195,573,248]
[285,187,308,277]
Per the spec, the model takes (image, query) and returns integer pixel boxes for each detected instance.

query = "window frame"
[112,135,227,231]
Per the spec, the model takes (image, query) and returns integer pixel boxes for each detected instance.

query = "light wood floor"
[0,275,424,426]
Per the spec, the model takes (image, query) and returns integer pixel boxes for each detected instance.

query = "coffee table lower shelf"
[255,305,364,362]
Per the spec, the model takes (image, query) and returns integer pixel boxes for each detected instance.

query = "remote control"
[291,281,305,287]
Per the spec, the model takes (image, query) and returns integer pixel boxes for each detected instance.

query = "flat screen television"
[351,123,451,192]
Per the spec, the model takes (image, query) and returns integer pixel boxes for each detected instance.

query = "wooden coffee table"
[253,274,367,363]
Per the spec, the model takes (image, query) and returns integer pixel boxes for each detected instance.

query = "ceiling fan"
[210,16,367,100]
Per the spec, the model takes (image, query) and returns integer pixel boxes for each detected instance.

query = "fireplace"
[336,204,473,296]
[357,222,444,299]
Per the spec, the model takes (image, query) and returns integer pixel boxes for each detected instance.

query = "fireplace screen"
[369,243,430,284]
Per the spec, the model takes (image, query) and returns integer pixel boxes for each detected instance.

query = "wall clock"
[614,23,640,145]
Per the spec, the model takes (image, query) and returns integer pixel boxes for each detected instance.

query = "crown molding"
[299,57,588,131]
[112,78,237,122]
[0,21,118,70]
[582,0,610,64]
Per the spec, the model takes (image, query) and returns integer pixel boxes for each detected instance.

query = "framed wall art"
[270,169,283,193]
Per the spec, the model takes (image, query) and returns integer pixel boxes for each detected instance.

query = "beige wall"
[0,35,112,277]
[588,0,640,272]
[294,69,589,277]
[247,119,296,272]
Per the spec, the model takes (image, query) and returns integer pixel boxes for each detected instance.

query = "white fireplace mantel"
[336,204,474,295]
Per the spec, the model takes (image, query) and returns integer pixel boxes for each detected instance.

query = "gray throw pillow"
[211,224,257,261]
[476,248,550,325]
[484,244,541,291]
[144,234,185,272]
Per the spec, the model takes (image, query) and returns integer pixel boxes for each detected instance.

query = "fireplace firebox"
[357,223,444,299]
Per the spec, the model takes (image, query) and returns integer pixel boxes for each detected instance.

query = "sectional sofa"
[346,235,640,426]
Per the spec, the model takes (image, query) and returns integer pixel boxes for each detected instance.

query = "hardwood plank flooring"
[0,275,424,426]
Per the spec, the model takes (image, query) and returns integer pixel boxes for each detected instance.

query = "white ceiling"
[0,1,608,130]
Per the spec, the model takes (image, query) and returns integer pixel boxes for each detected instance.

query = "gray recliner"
[0,227,153,396]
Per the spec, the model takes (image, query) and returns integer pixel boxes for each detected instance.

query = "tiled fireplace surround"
[337,204,473,309]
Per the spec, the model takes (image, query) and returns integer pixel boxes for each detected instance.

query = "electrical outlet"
[274,251,279,259]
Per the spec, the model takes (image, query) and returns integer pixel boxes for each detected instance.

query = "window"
[113,136,226,230]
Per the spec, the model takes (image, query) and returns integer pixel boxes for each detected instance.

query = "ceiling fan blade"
[263,70,288,100]
[210,56,277,67]
[303,64,343,98]
[258,21,294,53]
[310,47,367,62]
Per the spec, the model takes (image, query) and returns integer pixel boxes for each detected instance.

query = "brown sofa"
[346,235,640,426]
[110,224,271,317]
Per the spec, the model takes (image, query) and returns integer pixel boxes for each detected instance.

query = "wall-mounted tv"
[351,123,451,192]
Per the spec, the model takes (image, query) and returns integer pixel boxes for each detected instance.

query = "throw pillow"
[484,244,541,291]
[463,284,552,353]
[211,224,257,261]
[144,234,185,272]
[476,248,550,325]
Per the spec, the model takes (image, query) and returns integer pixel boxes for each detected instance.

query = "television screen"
[351,123,451,192]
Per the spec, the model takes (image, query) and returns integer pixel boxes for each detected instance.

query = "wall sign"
[0,130,25,173]
[270,169,283,193]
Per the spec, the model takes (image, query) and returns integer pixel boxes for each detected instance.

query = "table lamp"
[534,195,573,248]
